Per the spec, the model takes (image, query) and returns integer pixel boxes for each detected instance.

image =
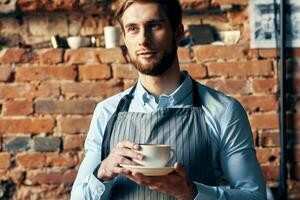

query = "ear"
[175,23,184,44]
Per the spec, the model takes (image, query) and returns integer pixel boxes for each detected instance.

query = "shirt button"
[97,187,103,193]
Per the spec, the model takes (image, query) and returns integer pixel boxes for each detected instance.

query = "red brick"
[228,9,248,26]
[178,47,192,63]
[204,79,250,95]
[3,100,33,116]
[287,77,300,94]
[79,64,111,80]
[180,63,207,78]
[247,49,259,60]
[96,48,126,63]
[14,185,72,199]
[200,14,230,31]
[0,66,12,82]
[58,116,91,134]
[0,84,34,99]
[27,169,77,184]
[15,65,77,81]
[38,48,63,64]
[180,0,209,10]
[0,118,55,134]
[252,78,278,93]
[259,49,279,58]
[35,100,96,114]
[34,82,60,98]
[287,113,300,130]
[207,60,273,77]
[288,131,300,146]
[16,153,46,169]
[261,165,279,181]
[293,164,300,180]
[297,100,300,112]
[63,135,86,150]
[65,48,90,64]
[8,169,25,185]
[256,147,280,164]
[288,181,300,198]
[286,48,300,57]
[193,45,247,61]
[112,64,139,79]
[249,113,279,130]
[258,131,280,147]
[46,152,78,167]
[1,48,26,64]
[80,15,98,35]
[236,95,278,112]
[61,80,123,99]
[0,153,11,169]
[18,0,78,12]
[289,148,300,162]
[211,0,248,5]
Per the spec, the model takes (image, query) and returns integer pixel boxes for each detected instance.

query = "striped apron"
[101,80,216,199]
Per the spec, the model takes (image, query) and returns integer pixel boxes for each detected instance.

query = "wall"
[0,0,299,199]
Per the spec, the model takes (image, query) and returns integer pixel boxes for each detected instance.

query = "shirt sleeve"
[193,99,267,200]
[70,103,114,200]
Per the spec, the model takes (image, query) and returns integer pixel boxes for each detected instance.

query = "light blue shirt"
[71,72,266,200]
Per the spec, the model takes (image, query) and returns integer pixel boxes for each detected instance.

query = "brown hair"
[115,0,182,32]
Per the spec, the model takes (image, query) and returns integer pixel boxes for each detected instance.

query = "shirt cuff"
[193,182,219,200]
[88,173,114,199]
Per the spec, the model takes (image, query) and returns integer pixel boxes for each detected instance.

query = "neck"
[138,57,181,98]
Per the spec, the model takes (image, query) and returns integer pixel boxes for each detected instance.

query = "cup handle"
[167,149,176,166]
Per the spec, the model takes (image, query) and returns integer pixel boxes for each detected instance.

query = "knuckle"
[119,157,126,163]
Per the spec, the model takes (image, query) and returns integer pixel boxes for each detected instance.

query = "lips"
[138,51,157,59]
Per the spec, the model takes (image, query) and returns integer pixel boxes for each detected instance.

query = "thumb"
[174,162,186,177]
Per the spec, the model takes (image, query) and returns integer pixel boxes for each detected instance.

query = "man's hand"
[122,162,197,200]
[97,140,143,181]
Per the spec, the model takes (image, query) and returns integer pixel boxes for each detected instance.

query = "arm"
[70,103,143,200]
[70,104,113,200]
[194,99,266,200]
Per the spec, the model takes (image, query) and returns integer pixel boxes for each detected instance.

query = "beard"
[129,39,177,76]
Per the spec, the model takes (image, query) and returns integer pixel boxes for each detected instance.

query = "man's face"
[121,2,178,76]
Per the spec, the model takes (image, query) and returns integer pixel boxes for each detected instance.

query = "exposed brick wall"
[0,0,300,199]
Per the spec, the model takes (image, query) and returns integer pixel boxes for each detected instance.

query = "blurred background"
[0,0,299,199]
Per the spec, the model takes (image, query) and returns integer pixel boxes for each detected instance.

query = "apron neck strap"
[192,79,201,107]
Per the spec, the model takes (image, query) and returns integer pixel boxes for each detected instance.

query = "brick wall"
[0,0,300,199]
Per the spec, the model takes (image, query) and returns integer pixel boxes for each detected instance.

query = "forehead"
[121,2,167,25]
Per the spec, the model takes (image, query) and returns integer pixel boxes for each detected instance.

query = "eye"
[127,26,138,33]
[149,23,162,30]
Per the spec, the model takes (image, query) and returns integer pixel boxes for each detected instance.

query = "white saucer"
[120,164,175,176]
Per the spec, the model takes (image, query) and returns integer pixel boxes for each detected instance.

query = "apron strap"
[192,79,202,107]
[101,84,137,160]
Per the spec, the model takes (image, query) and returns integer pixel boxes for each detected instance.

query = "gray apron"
[101,79,216,199]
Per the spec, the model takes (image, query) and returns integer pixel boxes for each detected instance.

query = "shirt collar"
[134,71,193,106]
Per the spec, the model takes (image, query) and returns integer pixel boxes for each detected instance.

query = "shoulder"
[94,87,132,119]
[197,83,248,135]
[198,83,241,118]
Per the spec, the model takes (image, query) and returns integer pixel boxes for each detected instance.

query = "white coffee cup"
[104,26,121,48]
[133,144,175,168]
[67,36,91,49]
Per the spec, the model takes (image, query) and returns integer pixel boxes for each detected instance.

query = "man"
[71,0,266,199]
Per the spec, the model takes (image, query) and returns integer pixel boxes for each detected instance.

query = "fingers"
[117,140,140,150]
[174,162,186,178]
[115,146,144,160]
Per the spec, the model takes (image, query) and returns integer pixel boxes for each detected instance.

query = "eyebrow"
[124,19,166,29]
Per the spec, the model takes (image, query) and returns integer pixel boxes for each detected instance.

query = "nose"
[138,27,151,47]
